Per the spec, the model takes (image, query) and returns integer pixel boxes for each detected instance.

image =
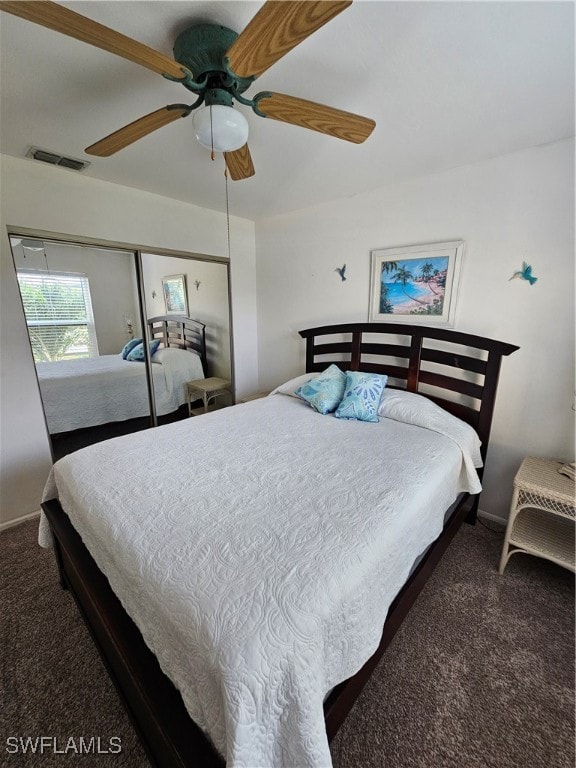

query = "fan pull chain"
[224,166,231,261]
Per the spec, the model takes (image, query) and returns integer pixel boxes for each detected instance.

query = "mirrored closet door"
[9,234,233,460]
[140,252,232,423]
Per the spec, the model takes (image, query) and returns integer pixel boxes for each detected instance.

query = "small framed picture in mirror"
[162,274,188,315]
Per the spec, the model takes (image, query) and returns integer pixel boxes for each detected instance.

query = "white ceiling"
[0,1,573,220]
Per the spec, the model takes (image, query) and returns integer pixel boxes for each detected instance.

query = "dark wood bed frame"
[42,323,518,767]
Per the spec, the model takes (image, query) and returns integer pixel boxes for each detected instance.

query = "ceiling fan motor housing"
[173,23,252,95]
[203,88,233,107]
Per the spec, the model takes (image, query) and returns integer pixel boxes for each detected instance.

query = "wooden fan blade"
[226,0,351,79]
[85,106,190,157]
[256,92,375,144]
[0,1,184,78]
[225,144,255,180]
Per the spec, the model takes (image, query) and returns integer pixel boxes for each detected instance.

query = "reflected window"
[17,269,99,362]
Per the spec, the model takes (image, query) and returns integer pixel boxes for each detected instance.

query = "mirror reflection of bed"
[9,236,233,460]
[140,251,232,420]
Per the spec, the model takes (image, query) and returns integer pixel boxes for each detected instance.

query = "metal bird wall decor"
[509,262,538,285]
[335,264,347,281]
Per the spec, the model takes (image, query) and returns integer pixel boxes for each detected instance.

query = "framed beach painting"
[162,274,189,315]
[369,241,464,326]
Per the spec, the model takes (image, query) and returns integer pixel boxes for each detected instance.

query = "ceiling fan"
[0,0,376,180]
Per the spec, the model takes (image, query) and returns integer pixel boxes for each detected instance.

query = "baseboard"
[0,509,41,532]
[477,508,507,527]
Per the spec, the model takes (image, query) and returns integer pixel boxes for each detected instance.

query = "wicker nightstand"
[499,456,575,574]
[186,377,232,415]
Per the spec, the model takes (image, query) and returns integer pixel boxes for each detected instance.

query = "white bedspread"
[40,393,482,767]
[36,348,203,432]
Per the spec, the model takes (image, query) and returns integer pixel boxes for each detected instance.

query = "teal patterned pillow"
[295,364,346,414]
[335,371,388,423]
[120,337,142,359]
[126,339,161,362]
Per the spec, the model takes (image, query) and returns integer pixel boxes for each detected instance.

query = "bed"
[40,322,518,767]
[36,316,206,433]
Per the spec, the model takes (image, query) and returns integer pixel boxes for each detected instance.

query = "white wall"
[11,241,139,355]
[0,154,257,525]
[141,253,231,379]
[2,140,573,526]
[255,139,575,521]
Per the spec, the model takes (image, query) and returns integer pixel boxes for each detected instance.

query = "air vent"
[26,146,90,172]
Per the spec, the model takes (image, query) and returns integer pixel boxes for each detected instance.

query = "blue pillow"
[120,337,142,359]
[126,339,161,362]
[295,364,346,414]
[335,371,388,423]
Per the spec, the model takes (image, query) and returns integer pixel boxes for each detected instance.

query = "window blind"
[17,270,99,363]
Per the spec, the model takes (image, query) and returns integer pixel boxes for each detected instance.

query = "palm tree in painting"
[379,260,398,313]
[392,266,427,304]
[420,261,440,295]
[379,288,393,313]
[420,262,434,281]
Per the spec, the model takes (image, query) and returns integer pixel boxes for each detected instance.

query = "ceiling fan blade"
[0,1,185,79]
[85,106,190,157]
[226,0,352,79]
[256,92,375,144]
[225,144,255,181]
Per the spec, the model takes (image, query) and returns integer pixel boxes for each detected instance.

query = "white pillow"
[378,388,483,471]
[152,346,197,364]
[268,373,318,398]
[378,387,450,418]
[377,387,423,417]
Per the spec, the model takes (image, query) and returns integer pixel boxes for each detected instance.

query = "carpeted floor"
[1,517,574,767]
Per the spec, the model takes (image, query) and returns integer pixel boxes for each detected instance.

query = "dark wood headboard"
[299,323,518,463]
[147,315,207,373]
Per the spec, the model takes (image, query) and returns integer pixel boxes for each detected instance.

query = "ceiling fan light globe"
[192,105,249,153]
